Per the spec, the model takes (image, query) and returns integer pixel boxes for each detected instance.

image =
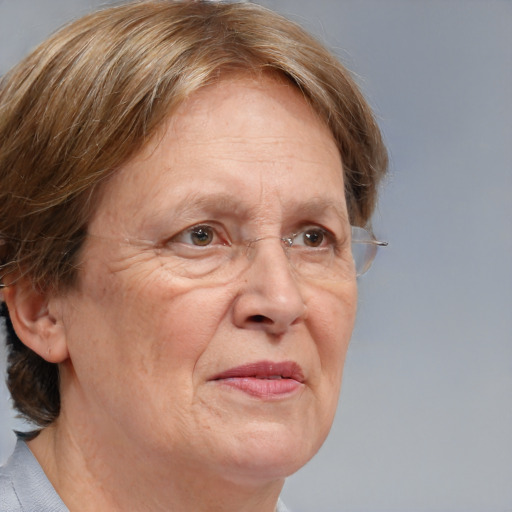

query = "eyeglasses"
[0,226,387,290]
[102,225,387,284]
[350,226,388,276]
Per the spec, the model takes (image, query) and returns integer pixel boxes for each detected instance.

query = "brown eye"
[303,229,324,247]
[189,225,214,246]
[170,223,228,248]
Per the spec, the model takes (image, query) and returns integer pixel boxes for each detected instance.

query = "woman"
[0,1,387,511]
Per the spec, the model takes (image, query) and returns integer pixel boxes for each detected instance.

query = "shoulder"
[0,476,21,511]
[0,439,68,512]
[0,442,24,512]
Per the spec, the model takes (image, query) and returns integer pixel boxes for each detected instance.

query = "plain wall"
[1,1,511,510]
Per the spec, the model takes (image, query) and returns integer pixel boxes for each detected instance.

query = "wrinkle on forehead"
[162,74,338,154]
[89,74,346,241]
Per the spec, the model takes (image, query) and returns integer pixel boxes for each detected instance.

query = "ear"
[2,279,69,364]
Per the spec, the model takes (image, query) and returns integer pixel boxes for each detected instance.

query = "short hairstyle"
[0,0,388,428]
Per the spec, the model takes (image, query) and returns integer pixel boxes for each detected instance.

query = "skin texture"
[8,75,358,511]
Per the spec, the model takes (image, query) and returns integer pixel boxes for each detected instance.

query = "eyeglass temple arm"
[352,239,389,246]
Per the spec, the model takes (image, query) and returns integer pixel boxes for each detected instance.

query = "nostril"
[250,314,268,323]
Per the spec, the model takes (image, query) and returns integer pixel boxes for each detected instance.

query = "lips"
[210,360,305,399]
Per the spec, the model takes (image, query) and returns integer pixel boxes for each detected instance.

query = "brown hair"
[0,0,387,428]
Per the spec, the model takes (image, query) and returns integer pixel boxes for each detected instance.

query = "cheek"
[140,276,233,346]
[61,266,237,426]
[95,270,237,383]
[289,283,356,456]
[308,281,357,363]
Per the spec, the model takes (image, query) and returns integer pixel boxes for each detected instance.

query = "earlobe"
[2,280,69,364]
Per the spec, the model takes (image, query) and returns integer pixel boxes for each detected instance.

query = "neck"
[28,421,284,512]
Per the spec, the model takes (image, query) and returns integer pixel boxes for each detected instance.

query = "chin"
[214,421,328,484]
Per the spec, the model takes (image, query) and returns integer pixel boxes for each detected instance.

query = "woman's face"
[57,75,357,484]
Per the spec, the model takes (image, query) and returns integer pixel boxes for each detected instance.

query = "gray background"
[1,1,511,511]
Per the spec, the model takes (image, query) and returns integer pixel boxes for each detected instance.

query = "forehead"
[90,75,346,234]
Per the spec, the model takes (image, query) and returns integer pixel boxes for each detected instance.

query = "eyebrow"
[285,197,349,225]
[168,192,251,221]
[151,192,349,232]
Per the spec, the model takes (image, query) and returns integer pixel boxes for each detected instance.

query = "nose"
[232,237,306,335]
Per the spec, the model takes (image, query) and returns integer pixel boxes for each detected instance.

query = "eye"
[303,229,324,247]
[171,224,226,247]
[189,225,214,246]
[292,227,330,248]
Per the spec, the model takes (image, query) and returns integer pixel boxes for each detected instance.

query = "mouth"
[210,360,305,399]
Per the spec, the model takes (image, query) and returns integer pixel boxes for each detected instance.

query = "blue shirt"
[0,440,68,511]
